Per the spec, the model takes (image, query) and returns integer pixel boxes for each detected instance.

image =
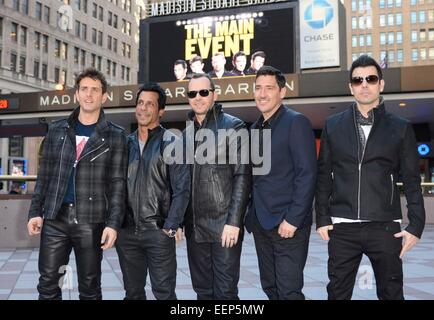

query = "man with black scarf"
[315,55,426,300]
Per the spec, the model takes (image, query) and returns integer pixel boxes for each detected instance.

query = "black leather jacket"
[183,103,252,242]
[123,126,190,232]
[315,101,426,238]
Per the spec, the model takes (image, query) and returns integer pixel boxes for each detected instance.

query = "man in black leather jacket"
[183,73,251,299]
[27,68,127,300]
[315,55,426,300]
[116,82,190,300]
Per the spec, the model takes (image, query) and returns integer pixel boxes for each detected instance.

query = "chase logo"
[304,0,334,29]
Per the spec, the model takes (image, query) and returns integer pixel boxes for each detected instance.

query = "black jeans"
[186,235,242,300]
[327,221,404,300]
[115,228,177,300]
[37,204,104,300]
[248,211,310,300]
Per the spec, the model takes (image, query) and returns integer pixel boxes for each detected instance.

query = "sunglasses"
[350,75,380,86]
[187,89,214,99]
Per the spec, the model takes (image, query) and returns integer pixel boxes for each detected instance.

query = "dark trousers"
[186,236,242,300]
[327,221,404,300]
[37,204,104,300]
[249,212,310,300]
[115,228,177,300]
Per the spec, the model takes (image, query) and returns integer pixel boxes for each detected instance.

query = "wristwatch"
[166,229,177,237]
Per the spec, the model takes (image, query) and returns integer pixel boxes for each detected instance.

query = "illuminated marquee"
[147,0,284,17]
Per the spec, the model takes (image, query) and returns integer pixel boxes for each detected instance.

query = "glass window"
[380,15,386,27]
[396,31,403,44]
[411,12,417,24]
[366,16,372,28]
[388,14,394,26]
[359,16,365,29]
[366,34,372,46]
[411,0,417,5]
[429,48,434,59]
[380,32,386,45]
[19,55,25,74]
[396,13,403,25]
[12,0,19,11]
[359,0,364,13]
[98,31,103,46]
[42,35,48,53]
[42,63,47,80]
[387,0,393,8]
[379,0,386,8]
[429,29,434,41]
[396,0,402,7]
[80,49,86,66]
[352,17,357,29]
[20,26,27,46]
[397,49,403,62]
[74,47,79,64]
[352,0,357,11]
[428,10,434,22]
[34,60,39,78]
[92,3,97,18]
[43,6,50,24]
[412,49,418,61]
[388,50,395,63]
[412,30,418,42]
[420,48,427,60]
[10,53,17,72]
[10,22,18,42]
[360,34,365,47]
[388,32,394,44]
[35,2,42,20]
[420,11,426,24]
[420,29,426,41]
[22,0,29,14]
[55,39,60,57]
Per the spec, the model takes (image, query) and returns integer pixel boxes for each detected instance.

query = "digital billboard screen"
[139,3,296,83]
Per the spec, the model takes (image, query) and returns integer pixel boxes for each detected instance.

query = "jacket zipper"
[354,109,375,219]
[390,174,394,205]
[72,141,107,224]
[51,133,67,216]
[90,147,110,162]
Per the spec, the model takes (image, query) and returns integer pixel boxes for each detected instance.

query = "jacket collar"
[351,96,385,120]
[64,106,108,132]
[187,103,223,127]
[131,125,164,143]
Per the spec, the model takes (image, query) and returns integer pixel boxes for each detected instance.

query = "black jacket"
[123,126,190,231]
[315,101,426,238]
[183,103,252,242]
[28,107,128,231]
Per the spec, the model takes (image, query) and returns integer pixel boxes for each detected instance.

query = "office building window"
[92,3,97,18]
[112,62,116,77]
[352,0,357,11]
[429,48,434,59]
[388,50,395,63]
[359,16,366,29]
[420,11,426,24]
[420,29,426,41]
[10,53,17,72]
[420,48,427,60]
[412,48,418,61]
[411,0,417,5]
[42,63,47,80]
[380,15,386,27]
[113,38,117,53]
[11,22,18,42]
[0,17,3,37]
[43,6,50,24]
[81,24,87,40]
[19,56,25,74]
[366,16,372,28]
[411,12,417,24]
[20,26,27,46]
[80,49,85,66]
[108,35,112,50]
[396,0,402,7]
[92,28,97,44]
[359,34,365,47]
[396,31,403,44]
[22,0,29,14]
[98,31,103,46]
[396,13,402,25]
[42,34,48,53]
[97,56,102,71]
[91,54,96,67]
[12,0,19,11]
[379,0,386,8]
[380,32,386,45]
[54,67,60,83]
[74,47,79,64]
[412,30,418,42]
[397,49,403,62]
[352,17,357,29]
[99,6,104,22]
[388,14,394,26]
[388,32,394,44]
[55,40,60,57]
[34,60,39,78]
[387,0,393,8]
[428,10,434,23]
[366,34,372,46]
[35,2,42,20]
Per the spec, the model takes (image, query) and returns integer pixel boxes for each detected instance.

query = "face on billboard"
[143,7,295,82]
[190,60,204,73]
[252,56,265,71]
[234,55,247,72]
[174,63,187,80]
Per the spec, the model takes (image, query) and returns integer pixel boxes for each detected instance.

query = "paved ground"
[1,225,434,300]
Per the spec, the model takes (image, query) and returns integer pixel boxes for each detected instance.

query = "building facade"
[346,0,434,67]
[0,0,146,94]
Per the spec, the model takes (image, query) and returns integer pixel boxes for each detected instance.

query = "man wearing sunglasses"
[182,73,251,299]
[315,55,426,300]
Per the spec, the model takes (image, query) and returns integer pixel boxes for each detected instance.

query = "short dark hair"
[189,73,216,91]
[256,66,286,89]
[350,54,383,81]
[233,51,246,63]
[189,55,203,65]
[252,51,266,61]
[135,82,167,110]
[174,59,187,69]
[75,68,108,93]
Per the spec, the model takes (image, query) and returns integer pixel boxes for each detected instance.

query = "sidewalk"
[1,225,434,300]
